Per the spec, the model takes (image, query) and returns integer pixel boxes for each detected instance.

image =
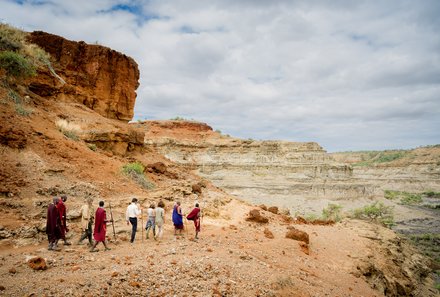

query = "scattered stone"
[267,206,278,214]
[0,285,5,291]
[246,209,269,224]
[299,242,310,255]
[9,267,16,274]
[71,265,80,271]
[285,227,309,244]
[259,204,268,211]
[111,271,119,277]
[191,183,202,194]
[264,228,274,239]
[129,281,141,288]
[27,256,48,270]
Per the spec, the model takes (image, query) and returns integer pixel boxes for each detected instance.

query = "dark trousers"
[79,224,92,245]
[129,217,137,243]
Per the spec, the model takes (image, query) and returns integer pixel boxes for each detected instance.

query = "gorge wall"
[140,121,440,214]
[140,121,376,213]
[27,31,139,122]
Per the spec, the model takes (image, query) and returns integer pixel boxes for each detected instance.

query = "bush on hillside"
[56,119,81,141]
[122,162,155,190]
[353,202,394,227]
[0,50,36,79]
[322,203,343,222]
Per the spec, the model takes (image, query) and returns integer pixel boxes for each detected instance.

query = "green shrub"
[384,190,423,205]
[0,50,36,79]
[15,104,32,116]
[122,162,155,190]
[423,191,440,198]
[384,190,399,200]
[0,23,25,52]
[87,143,97,151]
[322,203,343,222]
[400,193,422,205]
[170,116,186,121]
[353,202,394,227]
[122,162,144,175]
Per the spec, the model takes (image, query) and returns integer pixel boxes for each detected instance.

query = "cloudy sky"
[2,0,440,152]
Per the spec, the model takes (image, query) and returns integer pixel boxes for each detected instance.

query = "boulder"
[246,209,269,224]
[268,206,279,214]
[27,257,48,270]
[285,227,309,244]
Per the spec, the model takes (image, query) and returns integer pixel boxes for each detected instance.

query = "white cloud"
[1,0,440,151]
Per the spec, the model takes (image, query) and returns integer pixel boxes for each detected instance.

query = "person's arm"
[126,205,130,225]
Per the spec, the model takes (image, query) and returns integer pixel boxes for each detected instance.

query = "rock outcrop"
[27,31,139,121]
[141,121,378,213]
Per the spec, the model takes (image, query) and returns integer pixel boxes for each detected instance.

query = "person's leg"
[129,218,137,243]
[146,226,150,239]
[90,240,98,252]
[87,228,93,246]
[78,229,87,244]
[103,241,111,251]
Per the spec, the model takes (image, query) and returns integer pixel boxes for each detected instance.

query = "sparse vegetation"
[122,162,155,190]
[352,150,409,166]
[170,116,186,121]
[408,233,440,269]
[0,50,36,79]
[15,103,32,116]
[0,23,64,84]
[424,191,440,198]
[352,202,394,227]
[87,143,97,151]
[56,119,81,141]
[383,190,423,205]
[321,203,343,222]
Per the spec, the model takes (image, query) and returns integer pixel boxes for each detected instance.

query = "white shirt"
[126,203,141,221]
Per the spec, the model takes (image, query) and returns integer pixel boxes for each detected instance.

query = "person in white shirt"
[126,197,141,243]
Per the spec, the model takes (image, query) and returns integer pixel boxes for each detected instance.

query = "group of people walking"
[46,196,202,252]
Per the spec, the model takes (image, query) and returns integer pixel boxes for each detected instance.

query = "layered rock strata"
[141,121,379,212]
[27,31,139,121]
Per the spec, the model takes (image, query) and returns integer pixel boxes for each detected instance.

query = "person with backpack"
[187,203,201,240]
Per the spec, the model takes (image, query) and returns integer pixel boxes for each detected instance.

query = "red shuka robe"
[93,207,107,242]
[187,207,201,232]
[46,203,61,241]
[57,200,67,238]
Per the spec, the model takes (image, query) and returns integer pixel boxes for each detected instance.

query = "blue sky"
[1,0,440,152]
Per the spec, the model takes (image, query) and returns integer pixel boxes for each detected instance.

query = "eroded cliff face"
[139,121,380,213]
[27,31,139,121]
[331,148,440,193]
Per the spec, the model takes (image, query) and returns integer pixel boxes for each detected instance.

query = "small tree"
[322,203,343,222]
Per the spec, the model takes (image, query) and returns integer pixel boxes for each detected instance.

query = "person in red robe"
[186,203,201,239]
[57,195,71,245]
[90,201,111,252]
[46,197,62,251]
